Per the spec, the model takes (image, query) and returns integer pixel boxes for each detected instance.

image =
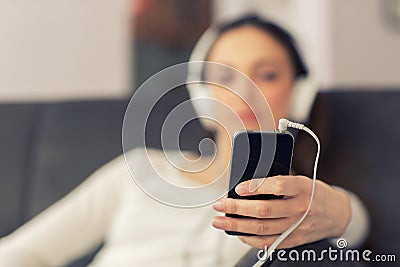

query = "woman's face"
[206,25,295,131]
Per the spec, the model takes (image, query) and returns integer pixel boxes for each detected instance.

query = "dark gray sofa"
[0,89,399,266]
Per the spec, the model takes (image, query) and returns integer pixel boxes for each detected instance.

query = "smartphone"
[225,130,294,236]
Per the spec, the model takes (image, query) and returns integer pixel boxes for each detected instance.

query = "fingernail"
[235,184,248,195]
[213,201,225,211]
[212,218,224,229]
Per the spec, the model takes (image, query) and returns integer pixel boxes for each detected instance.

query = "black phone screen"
[225,131,294,236]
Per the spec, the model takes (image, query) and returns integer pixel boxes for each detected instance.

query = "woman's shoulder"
[123,147,203,188]
[123,147,196,172]
[96,147,167,174]
[123,147,168,171]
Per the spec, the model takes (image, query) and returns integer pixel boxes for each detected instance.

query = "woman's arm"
[0,155,131,267]
[329,186,370,248]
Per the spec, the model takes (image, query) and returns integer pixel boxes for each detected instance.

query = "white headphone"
[186,16,319,128]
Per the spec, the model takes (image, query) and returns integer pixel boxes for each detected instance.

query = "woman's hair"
[213,14,309,79]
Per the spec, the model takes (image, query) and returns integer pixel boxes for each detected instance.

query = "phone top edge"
[233,129,293,136]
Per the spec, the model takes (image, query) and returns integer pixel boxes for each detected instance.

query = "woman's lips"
[237,111,258,124]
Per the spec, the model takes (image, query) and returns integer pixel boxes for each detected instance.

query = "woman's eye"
[259,71,278,81]
[215,72,234,84]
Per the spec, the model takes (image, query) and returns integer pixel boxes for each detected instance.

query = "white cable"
[252,118,321,267]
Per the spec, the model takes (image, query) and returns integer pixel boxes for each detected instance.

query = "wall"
[212,0,400,89]
[331,0,400,87]
[0,0,131,102]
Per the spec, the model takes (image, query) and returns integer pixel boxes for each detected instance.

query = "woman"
[0,15,369,266]
[198,15,370,251]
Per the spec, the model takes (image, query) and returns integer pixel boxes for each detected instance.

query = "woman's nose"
[230,75,259,102]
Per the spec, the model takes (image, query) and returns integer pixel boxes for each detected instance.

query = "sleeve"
[329,186,370,248]
[0,154,133,267]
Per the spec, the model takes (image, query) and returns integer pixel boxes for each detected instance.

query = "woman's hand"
[211,175,351,249]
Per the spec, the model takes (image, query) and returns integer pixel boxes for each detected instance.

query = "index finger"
[235,175,305,197]
[213,197,298,218]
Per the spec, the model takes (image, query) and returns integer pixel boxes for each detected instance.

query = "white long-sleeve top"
[0,148,369,267]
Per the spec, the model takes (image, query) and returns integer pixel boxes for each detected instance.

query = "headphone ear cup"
[187,85,215,130]
[186,26,219,130]
[287,76,318,124]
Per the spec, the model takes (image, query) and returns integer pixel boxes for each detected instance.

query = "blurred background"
[0,0,399,266]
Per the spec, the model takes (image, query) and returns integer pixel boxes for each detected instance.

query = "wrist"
[331,187,352,238]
